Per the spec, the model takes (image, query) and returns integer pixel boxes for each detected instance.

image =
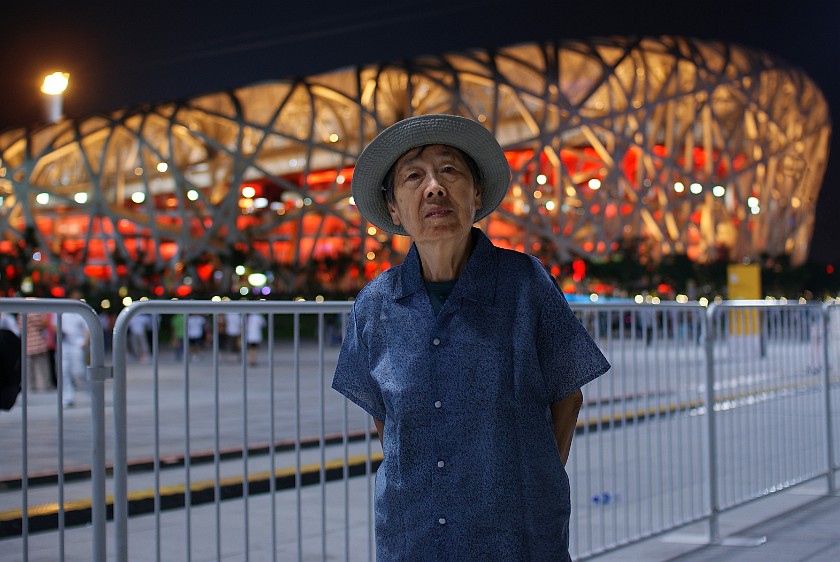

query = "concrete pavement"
[2,340,839,561]
[589,479,840,562]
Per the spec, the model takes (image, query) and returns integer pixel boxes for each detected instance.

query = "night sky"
[1,0,837,263]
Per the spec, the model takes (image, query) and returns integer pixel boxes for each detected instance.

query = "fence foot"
[714,535,768,547]
[663,533,767,547]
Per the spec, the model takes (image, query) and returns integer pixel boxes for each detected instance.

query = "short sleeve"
[537,282,611,403]
[332,304,387,421]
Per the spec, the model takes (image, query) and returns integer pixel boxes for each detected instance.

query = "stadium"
[0,36,830,298]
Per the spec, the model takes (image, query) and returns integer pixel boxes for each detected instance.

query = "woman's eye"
[441,166,458,174]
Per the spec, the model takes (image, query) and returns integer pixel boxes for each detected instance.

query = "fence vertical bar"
[269,313,277,562]
[20,315,29,562]
[56,317,66,561]
[704,304,720,543]
[319,313,327,561]
[654,309,665,531]
[688,310,698,519]
[294,313,303,562]
[242,315,250,561]
[631,311,641,539]
[183,314,193,562]
[823,304,836,494]
[153,314,162,562]
[211,314,221,562]
[113,310,129,561]
[341,309,351,561]
[620,309,630,541]
[607,309,617,546]
[85,304,108,562]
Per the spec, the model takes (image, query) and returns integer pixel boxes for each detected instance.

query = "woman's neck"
[415,231,474,282]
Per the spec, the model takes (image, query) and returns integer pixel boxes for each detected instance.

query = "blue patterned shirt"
[332,228,610,561]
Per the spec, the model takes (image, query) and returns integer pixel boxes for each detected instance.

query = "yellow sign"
[727,263,761,334]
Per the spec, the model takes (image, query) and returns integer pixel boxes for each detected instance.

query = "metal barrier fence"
[1,298,838,561]
[568,303,710,557]
[110,300,362,562]
[827,302,840,487]
[705,303,831,531]
[0,298,108,562]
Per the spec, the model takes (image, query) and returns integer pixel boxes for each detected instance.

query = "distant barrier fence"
[0,298,108,562]
[1,299,838,561]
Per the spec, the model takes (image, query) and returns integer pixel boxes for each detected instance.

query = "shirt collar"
[395,228,498,306]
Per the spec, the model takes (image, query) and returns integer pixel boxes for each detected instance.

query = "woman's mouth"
[425,207,451,218]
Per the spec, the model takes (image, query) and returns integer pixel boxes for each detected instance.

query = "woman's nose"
[424,174,446,197]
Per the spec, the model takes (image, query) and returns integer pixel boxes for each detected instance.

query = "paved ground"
[6,473,840,561]
[2,338,839,561]
[588,480,840,562]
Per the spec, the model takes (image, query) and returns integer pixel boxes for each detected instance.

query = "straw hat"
[351,114,511,235]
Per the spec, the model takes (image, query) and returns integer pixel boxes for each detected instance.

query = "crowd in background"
[0,302,277,412]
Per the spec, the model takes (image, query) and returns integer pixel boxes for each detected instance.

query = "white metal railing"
[1,298,837,561]
[568,303,710,556]
[110,300,360,562]
[826,302,840,489]
[703,302,833,544]
[0,298,108,562]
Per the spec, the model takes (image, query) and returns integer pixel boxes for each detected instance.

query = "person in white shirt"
[58,294,90,408]
[127,314,151,363]
[245,314,266,367]
[223,313,242,364]
[187,314,207,361]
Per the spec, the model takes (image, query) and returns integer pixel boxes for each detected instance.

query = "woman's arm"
[550,388,584,466]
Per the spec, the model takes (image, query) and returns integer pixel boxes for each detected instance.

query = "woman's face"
[386,144,482,244]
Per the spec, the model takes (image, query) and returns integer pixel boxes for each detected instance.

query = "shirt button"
[438,518,446,525]
[432,337,441,346]
[434,401,442,409]
[437,460,445,468]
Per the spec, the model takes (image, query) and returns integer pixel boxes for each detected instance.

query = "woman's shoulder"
[493,247,555,289]
[350,265,402,312]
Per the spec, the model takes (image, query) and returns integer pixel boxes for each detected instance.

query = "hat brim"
[351,114,511,236]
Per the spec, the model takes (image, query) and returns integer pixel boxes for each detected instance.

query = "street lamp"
[41,71,70,124]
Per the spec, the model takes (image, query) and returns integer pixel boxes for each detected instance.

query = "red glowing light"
[572,259,586,282]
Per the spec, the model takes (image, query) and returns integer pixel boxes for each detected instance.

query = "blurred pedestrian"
[128,314,151,363]
[245,313,265,367]
[21,313,54,392]
[99,310,114,353]
[171,314,186,361]
[58,296,90,408]
[224,312,242,363]
[45,312,58,387]
[187,314,207,362]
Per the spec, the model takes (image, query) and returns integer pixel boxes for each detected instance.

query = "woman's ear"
[387,201,402,226]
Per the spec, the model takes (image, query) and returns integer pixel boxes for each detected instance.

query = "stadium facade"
[0,36,831,297]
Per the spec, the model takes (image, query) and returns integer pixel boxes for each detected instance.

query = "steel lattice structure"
[0,36,830,294]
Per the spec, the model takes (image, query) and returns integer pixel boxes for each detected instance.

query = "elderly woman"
[333,114,610,560]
